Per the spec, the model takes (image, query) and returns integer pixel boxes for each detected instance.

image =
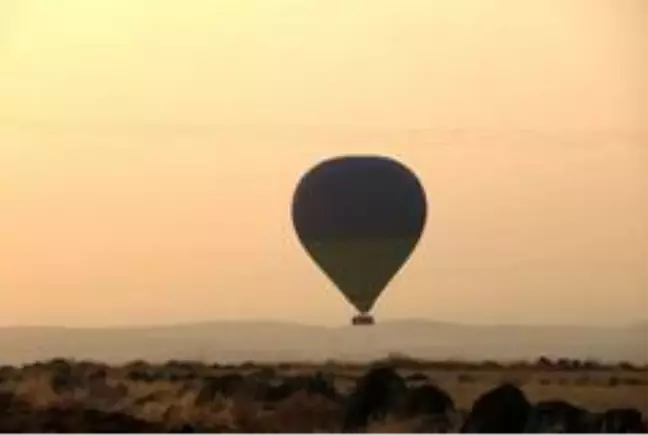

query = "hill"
[1,320,646,365]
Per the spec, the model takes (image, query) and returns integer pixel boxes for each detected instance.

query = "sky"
[0,0,646,327]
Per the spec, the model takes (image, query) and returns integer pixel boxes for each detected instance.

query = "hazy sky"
[0,0,646,327]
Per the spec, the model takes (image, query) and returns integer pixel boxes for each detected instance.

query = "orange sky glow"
[0,0,646,327]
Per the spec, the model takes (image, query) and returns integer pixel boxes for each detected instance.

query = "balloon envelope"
[292,155,427,314]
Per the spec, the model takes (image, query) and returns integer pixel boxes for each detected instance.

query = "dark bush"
[461,383,531,433]
[342,365,408,431]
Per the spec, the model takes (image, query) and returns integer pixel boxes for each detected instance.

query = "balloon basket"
[351,313,375,326]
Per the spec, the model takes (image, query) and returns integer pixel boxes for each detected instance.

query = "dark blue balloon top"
[292,156,427,241]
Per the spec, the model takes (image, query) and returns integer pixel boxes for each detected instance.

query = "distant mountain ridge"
[1,320,646,366]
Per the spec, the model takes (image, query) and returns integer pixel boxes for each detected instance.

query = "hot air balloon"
[292,155,427,325]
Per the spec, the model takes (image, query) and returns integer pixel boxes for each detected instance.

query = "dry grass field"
[0,356,646,432]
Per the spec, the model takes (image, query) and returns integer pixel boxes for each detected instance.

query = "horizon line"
[1,317,645,331]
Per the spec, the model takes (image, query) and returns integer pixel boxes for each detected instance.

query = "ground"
[0,356,646,432]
